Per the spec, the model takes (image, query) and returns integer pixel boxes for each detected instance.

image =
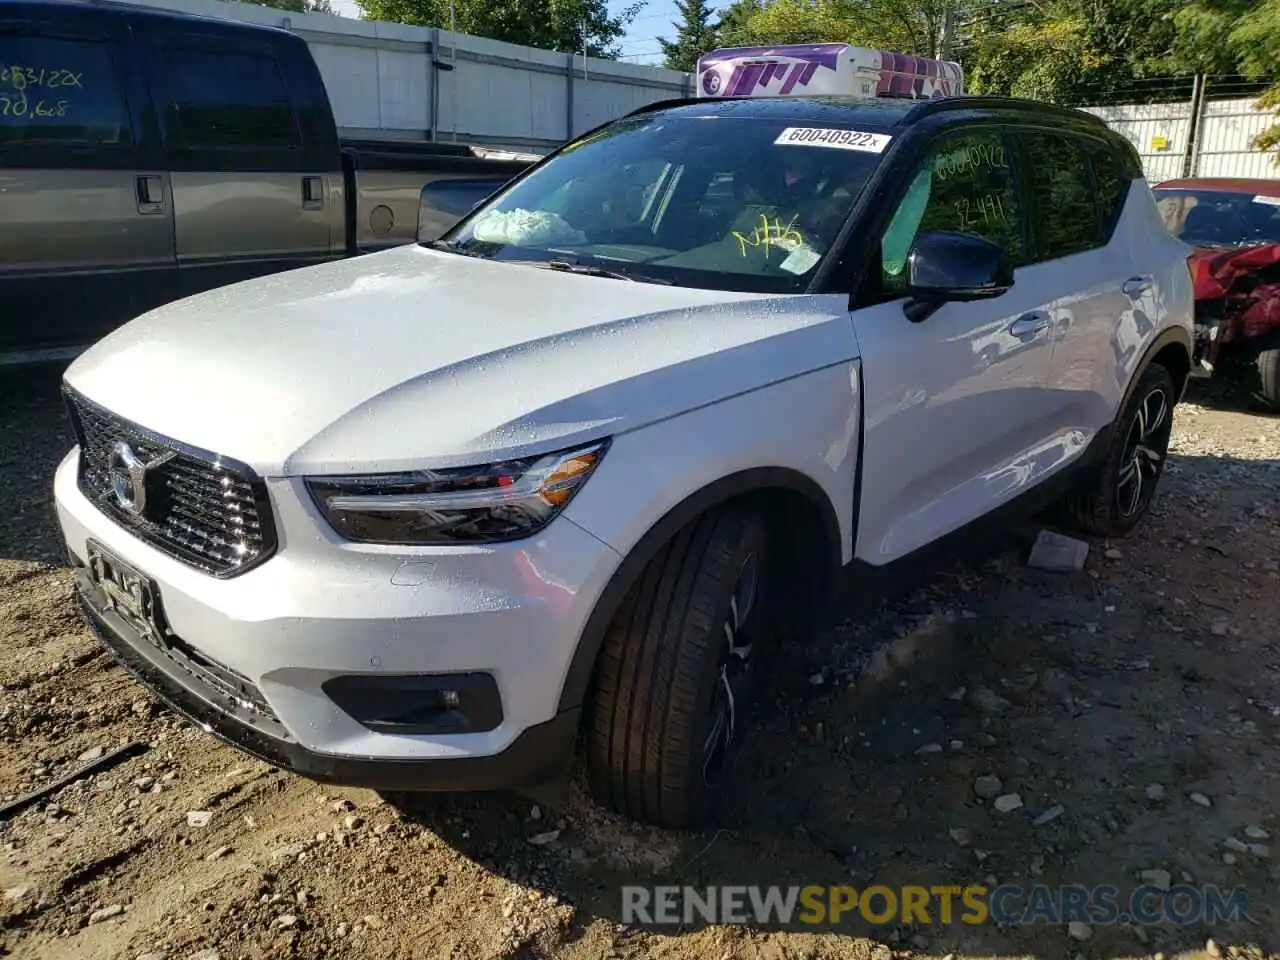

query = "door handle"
[1122,275,1153,299]
[1009,312,1050,339]
[302,175,324,210]
[135,175,164,215]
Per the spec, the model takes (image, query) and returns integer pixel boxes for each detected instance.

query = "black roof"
[0,0,295,35]
[625,94,1110,133]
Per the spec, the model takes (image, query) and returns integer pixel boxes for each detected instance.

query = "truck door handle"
[135,175,165,215]
[1009,312,1050,339]
[302,176,324,210]
[1122,275,1153,299]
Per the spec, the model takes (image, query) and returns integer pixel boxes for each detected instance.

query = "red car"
[1153,177,1280,407]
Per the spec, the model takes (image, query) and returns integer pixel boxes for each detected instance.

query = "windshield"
[436,115,887,293]
[1154,187,1280,248]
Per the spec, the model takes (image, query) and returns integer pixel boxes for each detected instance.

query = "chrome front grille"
[65,388,277,577]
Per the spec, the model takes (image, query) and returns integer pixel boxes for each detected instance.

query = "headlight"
[306,440,608,545]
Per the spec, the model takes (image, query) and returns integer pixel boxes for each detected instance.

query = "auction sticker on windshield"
[775,127,892,153]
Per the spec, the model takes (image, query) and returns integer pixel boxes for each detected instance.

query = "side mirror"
[904,230,1014,323]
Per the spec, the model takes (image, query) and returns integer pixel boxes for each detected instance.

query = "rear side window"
[159,47,299,150]
[1088,142,1128,241]
[1021,132,1100,260]
[0,34,129,146]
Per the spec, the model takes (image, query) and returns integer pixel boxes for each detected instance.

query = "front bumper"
[75,569,579,790]
[55,446,621,789]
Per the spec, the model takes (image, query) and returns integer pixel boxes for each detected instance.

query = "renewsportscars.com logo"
[621,884,1253,930]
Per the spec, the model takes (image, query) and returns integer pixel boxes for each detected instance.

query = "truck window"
[1020,132,1100,261]
[0,35,129,146]
[158,46,300,150]
[879,129,1022,294]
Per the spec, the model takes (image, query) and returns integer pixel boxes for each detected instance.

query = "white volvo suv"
[55,95,1195,829]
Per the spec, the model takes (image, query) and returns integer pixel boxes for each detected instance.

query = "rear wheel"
[1256,346,1280,410]
[584,506,769,829]
[1063,362,1176,538]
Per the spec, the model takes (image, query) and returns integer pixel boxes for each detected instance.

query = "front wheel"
[1063,362,1176,538]
[584,507,769,829]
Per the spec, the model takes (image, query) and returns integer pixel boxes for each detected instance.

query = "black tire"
[1063,362,1177,538]
[584,506,769,829]
[1257,347,1280,410]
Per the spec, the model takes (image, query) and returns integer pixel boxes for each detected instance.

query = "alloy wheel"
[701,552,759,787]
[1117,386,1171,519]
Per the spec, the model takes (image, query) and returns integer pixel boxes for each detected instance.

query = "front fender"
[556,359,861,711]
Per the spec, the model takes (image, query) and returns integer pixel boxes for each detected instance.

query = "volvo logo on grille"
[107,442,173,518]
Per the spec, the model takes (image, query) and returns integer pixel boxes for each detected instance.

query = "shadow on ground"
[390,447,1279,958]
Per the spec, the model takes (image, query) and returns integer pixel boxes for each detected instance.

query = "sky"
[325,0,686,67]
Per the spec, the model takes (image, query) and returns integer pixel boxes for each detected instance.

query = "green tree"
[659,0,719,72]
[1173,0,1280,159]
[712,0,973,57]
[354,0,644,58]
[250,0,335,11]
[714,0,761,46]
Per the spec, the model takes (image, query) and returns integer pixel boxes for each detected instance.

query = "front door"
[0,7,177,356]
[850,127,1061,565]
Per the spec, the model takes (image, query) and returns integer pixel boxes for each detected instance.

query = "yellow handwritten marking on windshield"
[732,213,805,259]
[0,92,69,118]
[0,65,85,91]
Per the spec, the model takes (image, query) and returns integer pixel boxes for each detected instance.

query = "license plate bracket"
[86,540,165,647]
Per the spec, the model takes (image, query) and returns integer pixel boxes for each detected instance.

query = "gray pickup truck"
[0,0,535,366]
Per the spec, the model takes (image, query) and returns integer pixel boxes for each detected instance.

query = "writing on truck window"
[731,213,806,258]
[0,65,82,119]
[954,193,1013,231]
[879,131,1022,291]
[934,140,1007,181]
[0,36,127,144]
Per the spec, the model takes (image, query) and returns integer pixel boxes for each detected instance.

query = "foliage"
[660,0,719,72]
[250,0,335,12]
[712,0,973,56]
[354,0,643,58]
[1174,0,1280,158]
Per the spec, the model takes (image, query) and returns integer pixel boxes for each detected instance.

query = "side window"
[0,34,130,146]
[158,46,299,150]
[880,130,1022,294]
[1022,132,1100,260]
[417,177,508,240]
[1088,142,1128,242]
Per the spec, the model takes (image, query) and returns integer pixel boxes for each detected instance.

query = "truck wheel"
[1064,362,1176,538]
[1257,347,1280,409]
[584,506,769,829]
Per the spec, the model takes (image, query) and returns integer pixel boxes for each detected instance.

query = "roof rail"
[901,95,1110,129]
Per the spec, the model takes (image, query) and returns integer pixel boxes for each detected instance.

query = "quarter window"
[1022,132,1100,260]
[159,47,299,149]
[0,35,129,146]
[880,129,1022,293]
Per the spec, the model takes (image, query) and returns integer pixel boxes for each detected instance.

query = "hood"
[66,245,854,475]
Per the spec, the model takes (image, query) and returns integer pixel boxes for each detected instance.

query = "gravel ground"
[1,367,1278,960]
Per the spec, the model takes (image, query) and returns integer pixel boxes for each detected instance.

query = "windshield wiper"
[544,260,674,285]
[422,238,483,257]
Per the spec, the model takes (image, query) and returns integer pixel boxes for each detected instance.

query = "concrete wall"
[119,0,693,151]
